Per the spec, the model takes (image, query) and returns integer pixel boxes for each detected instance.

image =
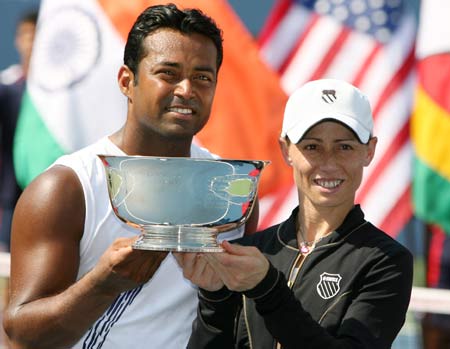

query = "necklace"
[297,220,369,254]
[299,241,313,254]
[298,227,327,254]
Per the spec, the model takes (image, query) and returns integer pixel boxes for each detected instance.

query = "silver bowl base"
[132,225,224,252]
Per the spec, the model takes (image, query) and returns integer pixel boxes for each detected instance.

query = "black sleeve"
[187,286,242,349]
[245,251,413,349]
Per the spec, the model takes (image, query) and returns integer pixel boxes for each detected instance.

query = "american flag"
[257,0,418,236]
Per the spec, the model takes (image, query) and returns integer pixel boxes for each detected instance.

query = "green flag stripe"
[13,90,65,189]
[413,156,450,233]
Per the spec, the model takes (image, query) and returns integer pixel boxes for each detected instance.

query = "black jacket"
[188,205,413,349]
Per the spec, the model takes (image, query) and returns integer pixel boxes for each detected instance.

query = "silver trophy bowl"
[98,155,268,252]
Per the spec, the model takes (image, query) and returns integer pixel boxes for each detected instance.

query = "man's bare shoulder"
[13,164,85,244]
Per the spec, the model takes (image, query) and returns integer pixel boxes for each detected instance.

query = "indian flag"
[14,0,126,189]
[14,0,291,228]
[412,0,450,233]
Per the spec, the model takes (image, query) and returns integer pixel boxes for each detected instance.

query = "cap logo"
[321,89,336,104]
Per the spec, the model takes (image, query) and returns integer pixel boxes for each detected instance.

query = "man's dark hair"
[124,3,223,78]
[18,9,38,26]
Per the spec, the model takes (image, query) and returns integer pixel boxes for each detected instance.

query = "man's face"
[122,29,218,141]
[15,20,36,73]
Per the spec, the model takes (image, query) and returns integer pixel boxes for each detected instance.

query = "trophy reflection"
[99,155,268,252]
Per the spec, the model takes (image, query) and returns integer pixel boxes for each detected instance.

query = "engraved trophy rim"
[98,154,269,252]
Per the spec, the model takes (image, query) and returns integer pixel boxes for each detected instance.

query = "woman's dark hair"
[124,3,223,77]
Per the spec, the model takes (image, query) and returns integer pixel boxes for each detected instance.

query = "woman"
[176,79,413,349]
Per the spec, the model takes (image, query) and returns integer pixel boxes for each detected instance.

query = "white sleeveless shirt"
[54,137,243,349]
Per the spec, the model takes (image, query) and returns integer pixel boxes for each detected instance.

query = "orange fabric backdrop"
[98,0,291,197]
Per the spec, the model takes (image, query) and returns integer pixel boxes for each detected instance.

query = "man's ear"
[278,137,292,166]
[117,65,134,99]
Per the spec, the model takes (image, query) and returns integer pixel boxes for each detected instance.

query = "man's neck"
[109,130,193,157]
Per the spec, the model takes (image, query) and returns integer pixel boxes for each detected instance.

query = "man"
[0,10,38,251]
[3,4,258,348]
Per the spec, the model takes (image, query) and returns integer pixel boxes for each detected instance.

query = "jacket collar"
[278,205,367,249]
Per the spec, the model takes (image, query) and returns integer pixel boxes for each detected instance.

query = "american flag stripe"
[380,185,412,234]
[258,0,417,235]
[357,20,416,103]
[309,27,352,80]
[278,15,319,76]
[361,142,412,225]
[361,79,414,184]
[259,1,309,70]
[281,16,344,92]
[356,51,416,201]
[357,119,410,204]
[325,33,378,82]
[352,46,381,87]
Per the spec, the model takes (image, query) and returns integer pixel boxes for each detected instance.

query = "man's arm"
[3,165,167,348]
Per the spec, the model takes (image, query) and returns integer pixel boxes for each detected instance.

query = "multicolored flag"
[412,0,450,234]
[14,0,291,203]
[257,0,418,235]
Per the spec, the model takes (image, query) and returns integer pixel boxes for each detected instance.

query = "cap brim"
[284,114,371,143]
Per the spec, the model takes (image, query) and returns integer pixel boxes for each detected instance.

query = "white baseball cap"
[281,79,374,144]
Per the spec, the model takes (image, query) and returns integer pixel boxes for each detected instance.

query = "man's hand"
[92,236,168,295]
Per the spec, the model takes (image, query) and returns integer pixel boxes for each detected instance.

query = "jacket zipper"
[243,296,254,349]
[287,252,306,288]
[275,252,307,349]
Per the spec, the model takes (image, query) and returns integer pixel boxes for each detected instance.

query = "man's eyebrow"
[157,61,180,68]
[193,65,216,74]
[157,61,216,74]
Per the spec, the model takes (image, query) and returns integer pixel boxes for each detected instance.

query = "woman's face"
[280,121,377,210]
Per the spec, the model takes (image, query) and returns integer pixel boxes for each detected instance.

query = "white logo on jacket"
[316,272,342,299]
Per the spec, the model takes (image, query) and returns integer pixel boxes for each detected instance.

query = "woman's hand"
[173,252,224,291]
[203,241,269,292]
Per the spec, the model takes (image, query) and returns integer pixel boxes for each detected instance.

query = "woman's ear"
[364,136,378,166]
[278,137,292,166]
